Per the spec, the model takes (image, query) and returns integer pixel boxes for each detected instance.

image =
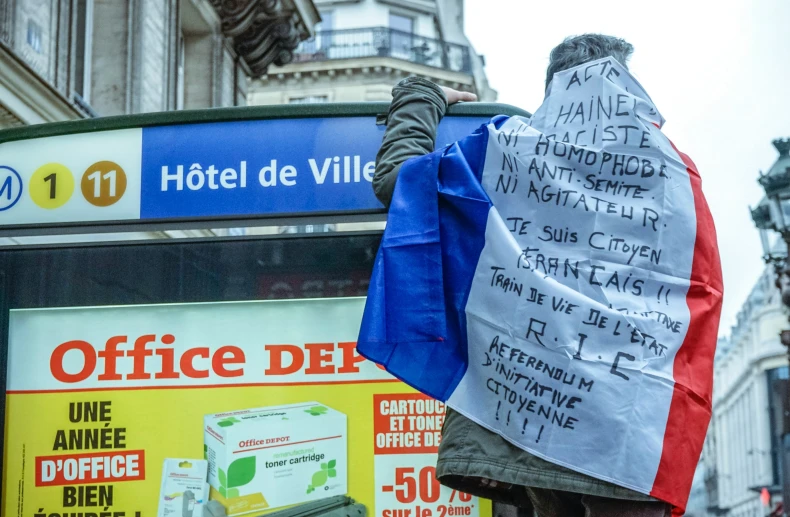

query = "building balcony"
[292,27,472,74]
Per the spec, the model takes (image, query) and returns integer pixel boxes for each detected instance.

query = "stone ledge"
[257,55,475,89]
[0,43,83,125]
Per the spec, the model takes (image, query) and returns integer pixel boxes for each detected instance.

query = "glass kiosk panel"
[0,102,530,517]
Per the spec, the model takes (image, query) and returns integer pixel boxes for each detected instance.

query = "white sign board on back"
[357,57,723,511]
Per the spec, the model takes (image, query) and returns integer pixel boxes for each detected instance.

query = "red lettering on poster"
[35,450,145,487]
[373,393,446,455]
[47,335,376,384]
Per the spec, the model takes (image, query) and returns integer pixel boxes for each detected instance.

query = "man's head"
[545,34,634,91]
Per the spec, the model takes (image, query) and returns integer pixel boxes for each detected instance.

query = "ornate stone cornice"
[211,0,314,76]
[237,14,302,74]
[212,0,282,37]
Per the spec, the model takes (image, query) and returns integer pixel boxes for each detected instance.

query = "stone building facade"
[249,0,496,105]
[702,140,790,517]
[0,0,319,243]
[704,265,789,517]
[0,0,320,127]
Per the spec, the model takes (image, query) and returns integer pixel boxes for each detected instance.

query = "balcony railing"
[292,27,472,74]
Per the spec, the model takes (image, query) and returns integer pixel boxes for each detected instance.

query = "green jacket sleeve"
[373,77,448,208]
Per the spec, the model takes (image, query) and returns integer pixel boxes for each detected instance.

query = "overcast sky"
[465,0,790,336]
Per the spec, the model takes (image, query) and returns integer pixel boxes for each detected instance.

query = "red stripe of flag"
[650,143,723,515]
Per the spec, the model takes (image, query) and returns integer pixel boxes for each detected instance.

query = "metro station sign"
[0,103,527,233]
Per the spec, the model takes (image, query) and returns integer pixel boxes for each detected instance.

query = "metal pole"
[783,339,790,517]
[779,255,790,517]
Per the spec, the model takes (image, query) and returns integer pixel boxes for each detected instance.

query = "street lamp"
[751,137,790,517]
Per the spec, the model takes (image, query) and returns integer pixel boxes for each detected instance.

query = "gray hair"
[545,34,634,90]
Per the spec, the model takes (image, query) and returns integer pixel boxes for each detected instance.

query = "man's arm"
[373,77,476,208]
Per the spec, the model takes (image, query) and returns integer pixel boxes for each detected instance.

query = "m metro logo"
[0,165,23,211]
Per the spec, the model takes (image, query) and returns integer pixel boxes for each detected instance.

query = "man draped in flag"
[357,34,723,517]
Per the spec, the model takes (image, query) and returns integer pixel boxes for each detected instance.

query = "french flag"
[358,57,723,513]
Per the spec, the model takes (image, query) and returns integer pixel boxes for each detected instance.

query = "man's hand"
[441,86,477,105]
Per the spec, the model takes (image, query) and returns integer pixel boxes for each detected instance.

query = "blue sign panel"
[0,112,508,230]
[140,116,489,219]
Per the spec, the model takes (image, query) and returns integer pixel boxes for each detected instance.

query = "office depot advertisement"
[2,298,487,517]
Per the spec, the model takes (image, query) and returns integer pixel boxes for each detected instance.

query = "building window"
[73,0,93,102]
[316,11,334,31]
[318,11,333,50]
[176,32,185,110]
[389,13,414,60]
[767,366,789,486]
[26,19,42,54]
[288,95,329,104]
[302,11,333,55]
[389,13,414,33]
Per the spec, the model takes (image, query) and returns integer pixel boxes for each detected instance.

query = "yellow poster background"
[4,382,491,516]
[2,299,492,516]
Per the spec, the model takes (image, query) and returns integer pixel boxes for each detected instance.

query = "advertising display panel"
[0,236,493,517]
[0,103,526,233]
[0,102,529,516]
[3,297,486,517]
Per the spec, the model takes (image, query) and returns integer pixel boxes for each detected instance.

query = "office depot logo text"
[48,335,372,384]
[239,436,290,448]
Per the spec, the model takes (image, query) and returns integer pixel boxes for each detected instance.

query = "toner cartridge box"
[204,402,347,515]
